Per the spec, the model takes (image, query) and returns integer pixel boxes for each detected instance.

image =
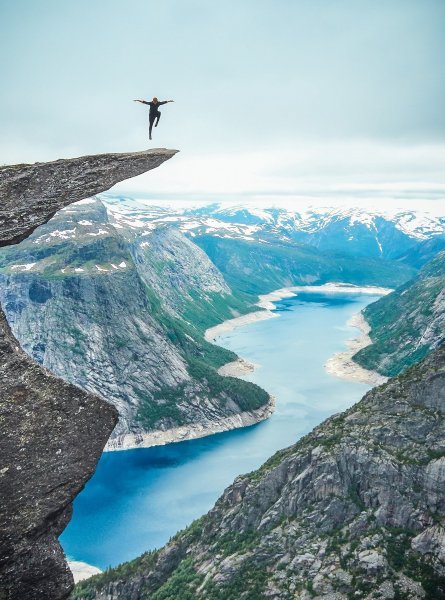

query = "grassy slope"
[354,251,445,377]
[135,286,269,428]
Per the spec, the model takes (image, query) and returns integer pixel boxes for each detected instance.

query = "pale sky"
[1,0,445,207]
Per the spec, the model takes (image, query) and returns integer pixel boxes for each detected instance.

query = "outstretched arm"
[133,99,149,105]
[158,100,174,105]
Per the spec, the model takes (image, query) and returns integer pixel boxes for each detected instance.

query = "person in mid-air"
[133,97,174,140]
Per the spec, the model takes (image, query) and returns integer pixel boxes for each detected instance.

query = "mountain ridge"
[103,198,445,265]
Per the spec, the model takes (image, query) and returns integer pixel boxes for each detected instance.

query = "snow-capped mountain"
[103,198,445,264]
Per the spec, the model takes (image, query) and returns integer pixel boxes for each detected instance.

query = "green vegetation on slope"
[194,235,416,298]
[136,286,269,429]
[354,250,445,376]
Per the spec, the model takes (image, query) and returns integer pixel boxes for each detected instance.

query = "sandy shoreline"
[206,283,391,380]
[325,311,389,386]
[204,309,277,343]
[217,357,256,377]
[68,561,102,583]
[205,286,307,342]
[105,395,275,451]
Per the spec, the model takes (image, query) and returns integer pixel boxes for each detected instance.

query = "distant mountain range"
[104,199,422,296]
[104,198,445,266]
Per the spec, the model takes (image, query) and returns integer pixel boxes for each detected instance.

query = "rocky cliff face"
[354,250,445,377]
[74,346,445,599]
[0,197,271,449]
[0,149,177,599]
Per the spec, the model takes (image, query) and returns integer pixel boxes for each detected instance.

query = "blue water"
[60,291,380,569]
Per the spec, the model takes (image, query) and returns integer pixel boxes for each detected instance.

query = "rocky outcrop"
[0,149,177,246]
[354,250,445,377]
[74,347,445,599]
[0,149,177,599]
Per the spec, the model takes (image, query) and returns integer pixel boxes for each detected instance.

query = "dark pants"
[149,111,161,137]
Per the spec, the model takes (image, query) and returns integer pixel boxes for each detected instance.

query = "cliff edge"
[0,149,177,600]
[0,149,177,247]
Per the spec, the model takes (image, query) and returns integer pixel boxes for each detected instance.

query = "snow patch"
[75,198,96,205]
[86,229,109,237]
[11,263,36,271]
[36,228,77,242]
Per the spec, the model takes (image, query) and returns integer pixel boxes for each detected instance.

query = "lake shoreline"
[324,311,389,387]
[105,395,275,451]
[106,283,389,451]
[208,282,391,379]
[68,561,102,584]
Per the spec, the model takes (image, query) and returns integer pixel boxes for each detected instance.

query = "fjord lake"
[61,290,381,569]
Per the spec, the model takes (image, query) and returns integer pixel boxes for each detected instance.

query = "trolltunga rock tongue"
[0,148,178,247]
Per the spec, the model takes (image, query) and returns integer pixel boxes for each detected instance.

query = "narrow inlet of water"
[61,290,380,569]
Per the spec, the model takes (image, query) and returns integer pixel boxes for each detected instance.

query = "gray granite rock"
[0,149,177,599]
[0,149,177,246]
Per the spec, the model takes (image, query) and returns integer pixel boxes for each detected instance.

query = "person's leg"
[149,116,155,139]
[155,111,161,127]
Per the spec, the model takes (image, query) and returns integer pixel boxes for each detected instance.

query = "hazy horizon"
[101,193,445,218]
